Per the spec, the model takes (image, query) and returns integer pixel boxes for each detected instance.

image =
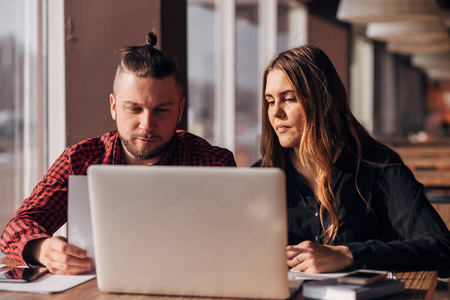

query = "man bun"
[146,31,157,47]
[114,30,183,96]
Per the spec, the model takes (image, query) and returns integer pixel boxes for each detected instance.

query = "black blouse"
[255,145,450,277]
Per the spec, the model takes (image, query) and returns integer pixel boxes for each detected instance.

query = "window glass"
[0,0,44,228]
[277,1,293,51]
[187,0,262,166]
[235,1,260,166]
[187,0,307,166]
[277,1,308,52]
[187,1,216,145]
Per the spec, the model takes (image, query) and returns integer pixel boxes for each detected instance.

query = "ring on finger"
[296,256,300,264]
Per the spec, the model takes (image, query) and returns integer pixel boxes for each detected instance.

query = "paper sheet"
[0,255,11,271]
[68,175,95,261]
[0,178,97,294]
[0,272,96,294]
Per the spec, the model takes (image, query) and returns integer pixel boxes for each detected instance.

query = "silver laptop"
[87,165,302,299]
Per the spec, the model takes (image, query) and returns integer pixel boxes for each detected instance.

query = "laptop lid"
[87,165,290,299]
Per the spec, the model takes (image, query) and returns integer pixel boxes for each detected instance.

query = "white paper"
[68,175,95,262]
[0,272,96,294]
[0,181,97,294]
[0,252,14,269]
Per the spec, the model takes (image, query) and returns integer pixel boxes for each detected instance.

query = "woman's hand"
[287,240,353,273]
[24,236,93,275]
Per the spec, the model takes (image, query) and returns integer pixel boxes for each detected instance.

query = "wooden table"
[386,271,438,300]
[0,271,438,300]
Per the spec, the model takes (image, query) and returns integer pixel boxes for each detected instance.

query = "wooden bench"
[412,170,450,187]
[392,147,450,210]
[432,203,450,230]
[394,146,450,158]
[394,146,450,171]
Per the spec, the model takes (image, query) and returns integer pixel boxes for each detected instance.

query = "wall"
[307,1,351,92]
[64,0,186,146]
[373,42,398,137]
[161,0,187,130]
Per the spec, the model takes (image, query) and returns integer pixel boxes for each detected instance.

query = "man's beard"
[119,132,173,161]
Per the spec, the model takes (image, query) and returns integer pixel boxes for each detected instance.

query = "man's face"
[110,72,185,165]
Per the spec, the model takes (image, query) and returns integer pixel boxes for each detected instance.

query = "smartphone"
[337,270,388,285]
[0,267,48,283]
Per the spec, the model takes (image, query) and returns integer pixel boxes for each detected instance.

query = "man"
[0,32,236,275]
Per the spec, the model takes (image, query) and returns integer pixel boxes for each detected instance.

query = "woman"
[255,45,450,277]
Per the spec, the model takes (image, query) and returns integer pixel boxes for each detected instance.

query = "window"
[235,1,260,166]
[187,1,217,146]
[187,0,307,166]
[0,0,46,228]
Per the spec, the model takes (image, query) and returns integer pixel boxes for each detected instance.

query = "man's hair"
[113,31,183,96]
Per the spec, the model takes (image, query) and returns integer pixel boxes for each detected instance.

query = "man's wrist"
[22,238,47,267]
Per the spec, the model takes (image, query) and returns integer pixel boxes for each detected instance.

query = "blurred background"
[1,0,450,235]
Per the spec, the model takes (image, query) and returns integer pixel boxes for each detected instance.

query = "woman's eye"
[286,98,297,102]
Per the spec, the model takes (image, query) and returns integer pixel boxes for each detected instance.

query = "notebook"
[302,277,404,300]
[87,165,302,299]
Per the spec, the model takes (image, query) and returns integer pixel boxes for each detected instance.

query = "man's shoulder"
[175,130,236,166]
[64,131,118,161]
[44,131,118,177]
[66,131,116,151]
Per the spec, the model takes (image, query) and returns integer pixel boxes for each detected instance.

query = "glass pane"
[187,0,216,144]
[0,0,43,229]
[235,0,260,166]
[277,1,291,51]
[277,1,307,52]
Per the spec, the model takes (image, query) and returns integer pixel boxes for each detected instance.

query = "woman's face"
[265,69,304,149]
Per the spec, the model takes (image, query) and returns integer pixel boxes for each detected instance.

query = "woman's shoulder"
[334,141,405,177]
[336,142,402,168]
[360,143,420,187]
[361,143,403,165]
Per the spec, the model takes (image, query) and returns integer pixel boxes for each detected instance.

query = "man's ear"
[177,97,186,124]
[109,93,117,121]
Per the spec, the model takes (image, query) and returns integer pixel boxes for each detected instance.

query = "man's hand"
[287,240,353,273]
[24,236,93,275]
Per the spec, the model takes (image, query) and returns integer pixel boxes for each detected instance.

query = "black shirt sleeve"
[346,162,450,277]
[253,149,450,277]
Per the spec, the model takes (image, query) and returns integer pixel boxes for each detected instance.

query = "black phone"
[0,267,48,283]
[337,270,388,285]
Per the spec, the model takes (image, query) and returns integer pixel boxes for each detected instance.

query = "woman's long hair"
[260,45,386,244]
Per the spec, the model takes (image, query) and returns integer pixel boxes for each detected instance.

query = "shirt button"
[314,212,319,217]
[314,236,319,242]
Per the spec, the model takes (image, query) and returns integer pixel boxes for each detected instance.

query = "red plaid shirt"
[1,130,236,264]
